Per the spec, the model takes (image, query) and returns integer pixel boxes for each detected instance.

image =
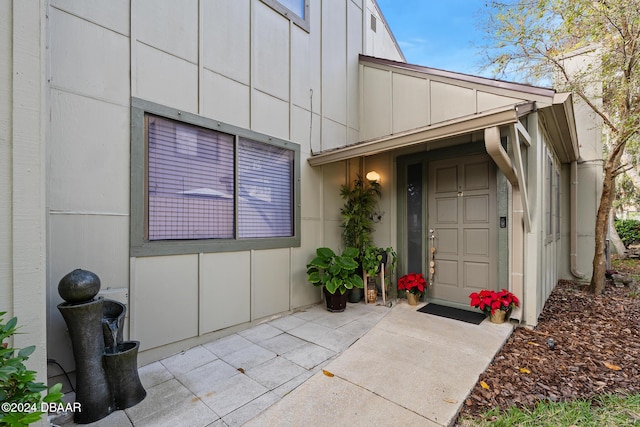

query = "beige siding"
[430,81,475,123]
[392,73,429,133]
[0,0,12,317]
[135,42,198,113]
[199,252,251,334]
[50,7,129,105]
[202,0,251,85]
[252,249,291,319]
[362,67,392,140]
[132,255,199,351]
[253,1,290,101]
[322,3,348,126]
[6,0,48,388]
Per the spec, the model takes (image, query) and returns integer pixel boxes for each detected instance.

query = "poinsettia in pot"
[469,289,519,323]
[398,273,427,306]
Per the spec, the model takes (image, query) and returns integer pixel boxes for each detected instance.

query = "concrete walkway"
[53,300,513,427]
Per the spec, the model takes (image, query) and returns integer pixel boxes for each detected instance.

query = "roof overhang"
[538,92,580,163]
[308,103,533,166]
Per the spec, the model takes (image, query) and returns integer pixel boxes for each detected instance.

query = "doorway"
[400,152,498,308]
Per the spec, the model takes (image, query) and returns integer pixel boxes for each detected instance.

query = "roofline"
[308,104,530,166]
[360,54,557,98]
[369,0,406,62]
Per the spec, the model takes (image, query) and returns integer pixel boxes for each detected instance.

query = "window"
[261,0,309,32]
[131,98,300,256]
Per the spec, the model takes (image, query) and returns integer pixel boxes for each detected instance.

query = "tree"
[480,0,640,293]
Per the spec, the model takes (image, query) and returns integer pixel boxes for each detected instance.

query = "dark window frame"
[130,98,301,257]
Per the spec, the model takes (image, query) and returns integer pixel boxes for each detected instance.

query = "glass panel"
[147,115,235,240]
[238,138,294,238]
[279,0,305,19]
[406,163,423,273]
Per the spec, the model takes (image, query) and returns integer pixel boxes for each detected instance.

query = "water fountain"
[57,269,146,424]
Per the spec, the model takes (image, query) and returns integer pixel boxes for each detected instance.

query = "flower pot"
[347,287,363,303]
[490,310,507,324]
[407,292,419,306]
[323,287,347,312]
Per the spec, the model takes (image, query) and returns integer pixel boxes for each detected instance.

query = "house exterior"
[2,0,600,390]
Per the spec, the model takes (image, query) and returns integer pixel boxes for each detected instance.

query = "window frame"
[130,98,301,257]
[260,0,310,32]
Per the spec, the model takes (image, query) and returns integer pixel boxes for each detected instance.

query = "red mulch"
[456,278,640,422]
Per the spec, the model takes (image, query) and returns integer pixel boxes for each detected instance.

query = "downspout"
[570,161,586,278]
[485,126,524,321]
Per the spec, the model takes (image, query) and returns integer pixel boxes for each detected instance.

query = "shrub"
[614,219,640,247]
[0,312,63,426]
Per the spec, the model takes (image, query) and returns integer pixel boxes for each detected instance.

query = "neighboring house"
[1,0,600,389]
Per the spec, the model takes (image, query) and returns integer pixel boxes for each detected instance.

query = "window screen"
[148,115,235,240]
[238,138,294,238]
[146,114,296,241]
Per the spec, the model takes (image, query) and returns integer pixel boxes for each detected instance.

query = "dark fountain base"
[57,269,146,424]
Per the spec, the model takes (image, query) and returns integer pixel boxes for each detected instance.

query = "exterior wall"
[44,0,404,368]
[557,47,603,280]
[365,0,404,62]
[0,0,12,320]
[360,62,531,142]
[1,0,49,397]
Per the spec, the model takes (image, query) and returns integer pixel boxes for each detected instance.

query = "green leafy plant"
[614,219,640,247]
[306,247,364,295]
[340,175,381,258]
[0,312,64,427]
[361,245,383,277]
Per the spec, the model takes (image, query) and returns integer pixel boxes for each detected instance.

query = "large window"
[131,98,300,256]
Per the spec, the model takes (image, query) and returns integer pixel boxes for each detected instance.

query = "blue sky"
[377,0,490,76]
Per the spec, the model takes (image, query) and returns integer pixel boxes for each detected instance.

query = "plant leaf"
[604,362,622,371]
[480,381,490,389]
[322,369,334,377]
[519,367,531,374]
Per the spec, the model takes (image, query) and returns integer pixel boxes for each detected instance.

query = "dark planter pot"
[323,286,348,312]
[347,287,363,303]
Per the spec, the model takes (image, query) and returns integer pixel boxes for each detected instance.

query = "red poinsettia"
[398,273,427,296]
[469,289,519,315]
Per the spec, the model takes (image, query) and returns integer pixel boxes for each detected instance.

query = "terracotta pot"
[407,292,419,306]
[490,310,507,324]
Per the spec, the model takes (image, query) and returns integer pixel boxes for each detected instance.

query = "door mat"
[417,303,485,325]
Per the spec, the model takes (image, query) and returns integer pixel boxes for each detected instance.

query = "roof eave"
[308,104,526,166]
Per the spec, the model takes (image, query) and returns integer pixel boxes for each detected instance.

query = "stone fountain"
[57,269,146,424]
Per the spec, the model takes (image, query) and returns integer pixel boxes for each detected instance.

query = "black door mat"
[417,303,485,325]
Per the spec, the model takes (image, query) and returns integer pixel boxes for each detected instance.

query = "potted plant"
[340,175,381,302]
[469,289,520,323]
[340,175,381,257]
[398,273,427,306]
[306,247,364,312]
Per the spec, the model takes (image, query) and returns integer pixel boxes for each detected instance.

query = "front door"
[427,154,497,306]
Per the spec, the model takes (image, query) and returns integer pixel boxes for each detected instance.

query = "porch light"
[366,170,380,182]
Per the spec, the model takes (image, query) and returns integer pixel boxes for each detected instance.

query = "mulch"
[456,278,640,421]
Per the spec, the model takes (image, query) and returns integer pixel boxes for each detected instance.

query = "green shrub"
[0,312,63,427]
[614,219,640,247]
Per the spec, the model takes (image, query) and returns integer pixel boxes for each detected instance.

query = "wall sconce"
[366,170,380,182]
